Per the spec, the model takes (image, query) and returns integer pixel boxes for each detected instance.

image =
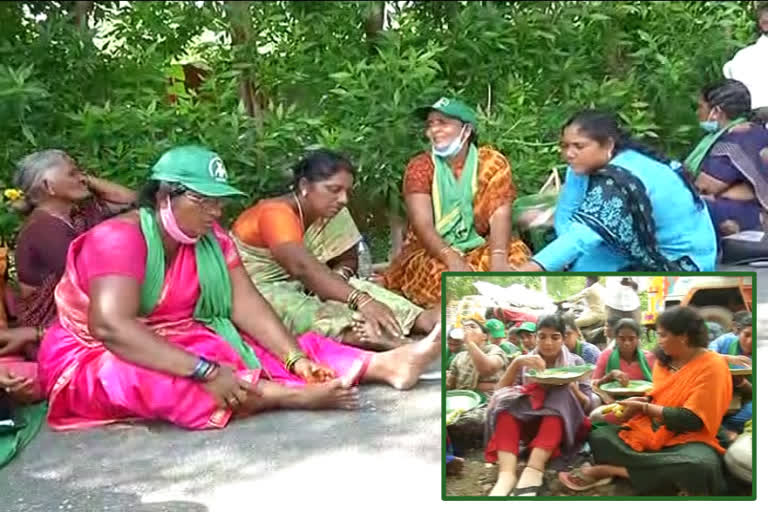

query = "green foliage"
[444,275,600,303]
[0,1,758,255]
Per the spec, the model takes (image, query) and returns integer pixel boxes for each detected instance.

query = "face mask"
[159,196,199,244]
[699,120,720,133]
[432,125,468,158]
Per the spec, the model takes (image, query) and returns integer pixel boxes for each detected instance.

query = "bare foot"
[349,319,405,351]
[291,379,361,410]
[237,378,360,415]
[365,323,441,390]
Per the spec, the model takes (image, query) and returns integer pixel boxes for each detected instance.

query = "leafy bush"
[0,1,757,258]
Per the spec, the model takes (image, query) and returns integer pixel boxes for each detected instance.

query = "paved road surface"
[1,269,762,509]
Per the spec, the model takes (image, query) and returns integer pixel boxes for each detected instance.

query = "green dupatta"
[606,346,652,382]
[138,208,260,369]
[431,144,485,252]
[683,117,747,177]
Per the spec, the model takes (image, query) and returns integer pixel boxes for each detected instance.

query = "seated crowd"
[446,299,753,496]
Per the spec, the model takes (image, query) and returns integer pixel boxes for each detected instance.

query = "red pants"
[485,412,564,463]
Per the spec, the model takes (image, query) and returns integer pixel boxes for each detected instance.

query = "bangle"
[190,356,218,381]
[284,350,307,372]
[491,249,506,256]
[357,295,374,310]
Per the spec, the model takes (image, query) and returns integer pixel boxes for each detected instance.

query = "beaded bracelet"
[284,350,307,372]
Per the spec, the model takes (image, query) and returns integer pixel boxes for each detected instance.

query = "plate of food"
[446,390,485,425]
[599,380,653,396]
[525,364,595,385]
[729,365,752,376]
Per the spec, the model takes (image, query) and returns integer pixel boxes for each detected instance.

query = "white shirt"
[723,35,768,109]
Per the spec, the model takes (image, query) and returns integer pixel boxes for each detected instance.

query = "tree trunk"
[224,1,263,128]
[364,1,386,41]
[72,1,93,32]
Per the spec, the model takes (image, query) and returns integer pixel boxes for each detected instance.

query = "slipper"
[513,467,544,496]
[558,468,613,492]
[513,485,542,497]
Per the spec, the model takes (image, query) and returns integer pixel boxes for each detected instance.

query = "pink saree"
[37,219,372,431]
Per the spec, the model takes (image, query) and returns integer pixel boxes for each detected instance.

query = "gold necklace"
[292,192,305,230]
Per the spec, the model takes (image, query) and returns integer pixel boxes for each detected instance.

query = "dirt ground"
[445,448,635,497]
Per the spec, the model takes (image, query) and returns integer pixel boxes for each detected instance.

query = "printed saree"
[233,207,423,340]
[382,146,531,307]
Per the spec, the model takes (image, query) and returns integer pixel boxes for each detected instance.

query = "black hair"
[561,313,581,333]
[700,80,752,121]
[137,180,187,210]
[614,318,642,338]
[605,306,641,329]
[620,277,639,292]
[291,149,355,192]
[563,109,704,208]
[733,311,753,332]
[536,314,566,336]
[653,306,709,368]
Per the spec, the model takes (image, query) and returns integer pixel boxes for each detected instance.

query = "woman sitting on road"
[381,97,531,307]
[1,149,136,404]
[559,307,731,496]
[518,110,717,272]
[685,79,768,238]
[36,146,441,431]
[231,149,438,351]
[485,315,599,496]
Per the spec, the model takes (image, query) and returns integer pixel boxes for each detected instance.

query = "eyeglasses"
[183,191,227,211]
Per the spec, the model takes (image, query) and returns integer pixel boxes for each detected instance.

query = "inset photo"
[443,273,754,500]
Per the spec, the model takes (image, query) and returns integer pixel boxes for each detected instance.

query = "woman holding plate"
[559,307,731,495]
[484,315,599,496]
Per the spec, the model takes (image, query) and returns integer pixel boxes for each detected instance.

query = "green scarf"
[138,208,260,369]
[727,337,740,355]
[431,144,485,252]
[683,117,747,177]
[606,345,652,382]
[574,339,583,358]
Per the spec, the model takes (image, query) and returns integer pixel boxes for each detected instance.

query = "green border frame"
[441,271,757,501]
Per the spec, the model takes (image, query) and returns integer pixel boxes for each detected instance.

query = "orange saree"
[619,351,732,455]
[381,146,530,307]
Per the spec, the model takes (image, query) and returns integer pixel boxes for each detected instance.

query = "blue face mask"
[432,125,468,158]
[700,120,720,133]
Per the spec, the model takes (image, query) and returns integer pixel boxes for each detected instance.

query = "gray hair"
[14,149,71,202]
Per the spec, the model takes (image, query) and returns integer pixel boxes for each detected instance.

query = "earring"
[301,190,307,198]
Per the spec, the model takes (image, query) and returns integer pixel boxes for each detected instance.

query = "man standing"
[723,2,768,124]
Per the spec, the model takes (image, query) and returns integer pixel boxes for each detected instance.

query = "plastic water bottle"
[357,236,373,280]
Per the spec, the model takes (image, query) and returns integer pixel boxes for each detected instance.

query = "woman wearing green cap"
[231,149,439,351]
[381,97,531,308]
[35,146,442,431]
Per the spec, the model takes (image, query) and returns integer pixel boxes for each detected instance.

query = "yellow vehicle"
[661,276,752,331]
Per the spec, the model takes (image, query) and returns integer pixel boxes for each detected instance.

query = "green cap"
[486,318,506,338]
[415,97,477,126]
[150,145,246,197]
[516,321,537,333]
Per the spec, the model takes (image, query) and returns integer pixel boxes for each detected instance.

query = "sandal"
[558,467,613,492]
[513,467,544,497]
